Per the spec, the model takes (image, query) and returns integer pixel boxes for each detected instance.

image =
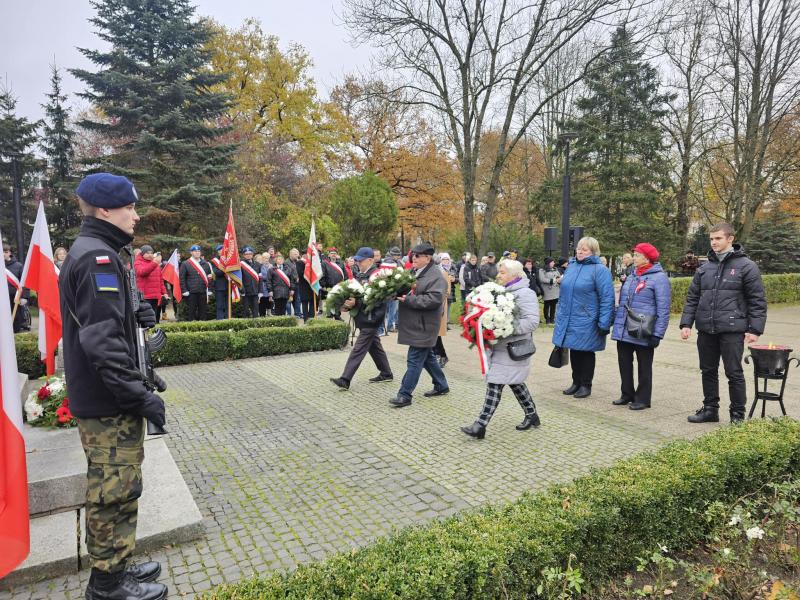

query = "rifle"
[122,246,169,436]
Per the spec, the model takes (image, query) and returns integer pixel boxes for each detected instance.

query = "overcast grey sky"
[0,0,373,123]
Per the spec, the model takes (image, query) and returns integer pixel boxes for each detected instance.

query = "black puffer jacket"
[679,244,767,335]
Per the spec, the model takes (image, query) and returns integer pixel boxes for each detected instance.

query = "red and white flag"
[0,226,30,579]
[304,219,323,294]
[161,249,181,303]
[19,202,62,376]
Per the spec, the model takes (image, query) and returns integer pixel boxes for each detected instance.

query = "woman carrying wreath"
[461,260,541,439]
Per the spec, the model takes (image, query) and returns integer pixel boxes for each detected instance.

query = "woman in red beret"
[610,243,671,410]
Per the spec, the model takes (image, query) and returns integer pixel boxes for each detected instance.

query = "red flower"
[56,405,73,424]
[483,329,496,341]
[37,386,51,400]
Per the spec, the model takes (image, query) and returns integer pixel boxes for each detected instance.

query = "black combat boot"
[730,410,745,424]
[86,570,167,600]
[127,562,161,583]
[573,385,591,399]
[687,406,720,423]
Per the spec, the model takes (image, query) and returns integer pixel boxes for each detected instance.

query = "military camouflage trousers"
[77,414,145,573]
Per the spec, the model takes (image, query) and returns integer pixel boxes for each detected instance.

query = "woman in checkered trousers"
[461,259,541,439]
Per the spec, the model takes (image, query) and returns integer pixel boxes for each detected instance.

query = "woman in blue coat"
[610,243,671,410]
[552,237,615,398]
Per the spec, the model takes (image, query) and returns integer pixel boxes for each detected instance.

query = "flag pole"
[227,278,232,319]
[10,288,21,321]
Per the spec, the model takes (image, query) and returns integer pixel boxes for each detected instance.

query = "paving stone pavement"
[4,305,798,599]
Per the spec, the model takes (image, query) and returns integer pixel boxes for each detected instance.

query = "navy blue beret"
[242,246,254,254]
[189,244,201,251]
[215,244,223,252]
[76,173,139,208]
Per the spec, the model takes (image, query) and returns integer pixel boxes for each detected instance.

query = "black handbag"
[507,336,536,361]
[625,305,656,339]
[548,345,569,368]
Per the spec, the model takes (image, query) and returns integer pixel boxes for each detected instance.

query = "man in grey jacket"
[390,242,450,408]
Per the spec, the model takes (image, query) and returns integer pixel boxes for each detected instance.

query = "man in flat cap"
[60,173,167,600]
[240,246,260,318]
[390,242,450,408]
[330,247,393,390]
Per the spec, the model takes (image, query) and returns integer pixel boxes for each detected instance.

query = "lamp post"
[559,132,577,260]
[10,153,25,256]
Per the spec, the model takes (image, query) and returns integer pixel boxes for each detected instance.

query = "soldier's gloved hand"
[135,303,157,328]
[140,392,166,428]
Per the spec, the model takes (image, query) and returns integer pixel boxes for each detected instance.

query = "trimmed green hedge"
[155,316,296,333]
[15,335,47,379]
[152,319,348,367]
[203,418,800,600]
[669,272,800,313]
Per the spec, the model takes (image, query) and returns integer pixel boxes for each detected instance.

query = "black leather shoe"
[573,385,591,398]
[562,383,580,395]
[87,573,167,600]
[628,402,650,411]
[389,395,412,408]
[730,412,745,424]
[368,374,393,383]
[460,422,486,439]
[612,397,632,405]
[688,406,720,423]
[330,377,349,390]
[423,388,450,397]
[516,413,541,430]
[127,562,161,583]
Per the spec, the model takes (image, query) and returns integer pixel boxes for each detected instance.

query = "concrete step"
[24,425,85,516]
[3,437,204,589]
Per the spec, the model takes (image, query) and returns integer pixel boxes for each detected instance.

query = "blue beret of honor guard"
[215,244,224,252]
[242,246,254,254]
[75,173,139,208]
[189,244,201,251]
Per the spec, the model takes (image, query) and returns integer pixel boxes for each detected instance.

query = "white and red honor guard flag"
[162,249,182,303]
[0,226,30,579]
[304,219,323,294]
[19,202,62,375]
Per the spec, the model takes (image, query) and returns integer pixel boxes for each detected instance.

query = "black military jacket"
[59,217,152,418]
[179,257,212,294]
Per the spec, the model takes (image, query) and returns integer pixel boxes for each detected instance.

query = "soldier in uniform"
[329,247,393,390]
[60,173,167,600]
[178,244,212,321]
[240,246,260,318]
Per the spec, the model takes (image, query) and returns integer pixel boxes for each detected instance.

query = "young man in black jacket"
[680,222,767,423]
[178,244,212,321]
[330,247,393,390]
[60,173,167,600]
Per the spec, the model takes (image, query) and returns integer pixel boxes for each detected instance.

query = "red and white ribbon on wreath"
[461,299,491,376]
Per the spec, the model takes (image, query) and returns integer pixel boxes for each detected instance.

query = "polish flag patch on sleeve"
[95,256,111,264]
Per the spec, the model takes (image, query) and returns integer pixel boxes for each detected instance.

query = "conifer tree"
[40,64,81,246]
[566,27,675,254]
[0,87,40,250]
[71,0,236,234]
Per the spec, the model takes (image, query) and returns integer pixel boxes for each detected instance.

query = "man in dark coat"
[178,244,212,321]
[680,222,767,423]
[266,253,295,316]
[480,251,498,281]
[3,243,29,332]
[60,173,167,600]
[240,246,260,318]
[330,247,393,390]
[210,245,230,320]
[390,242,449,408]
